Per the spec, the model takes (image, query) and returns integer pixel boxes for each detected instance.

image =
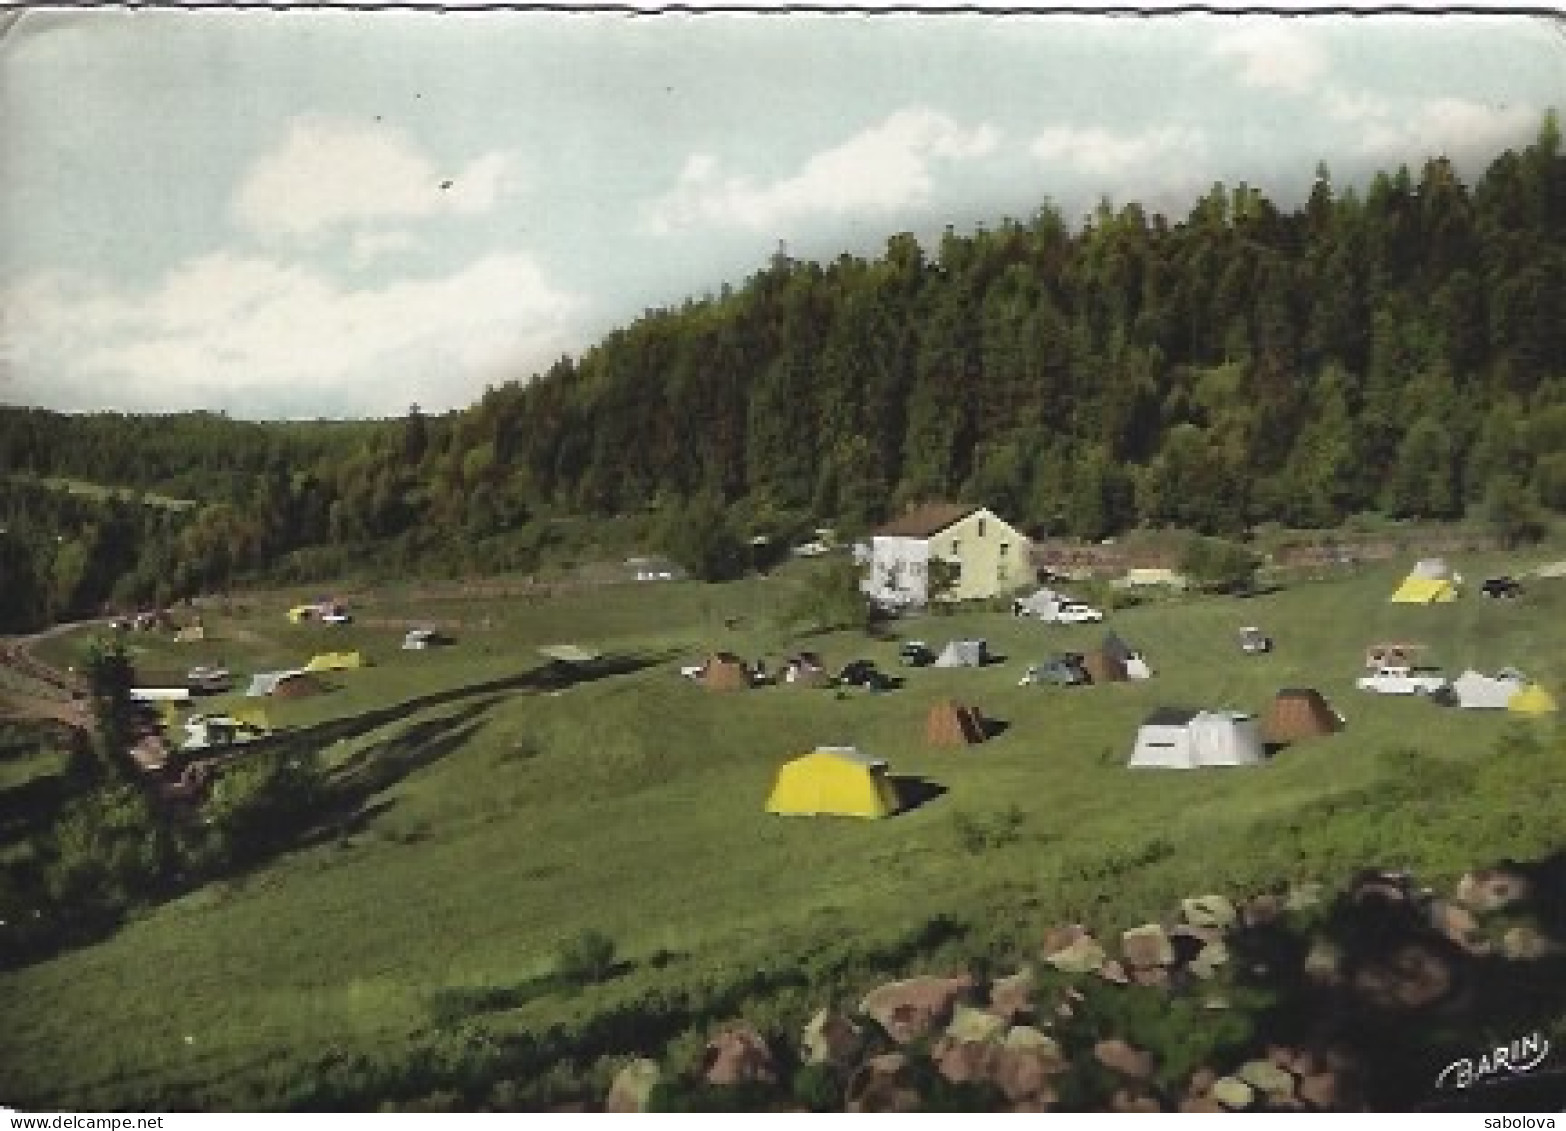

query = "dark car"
[1481,577,1523,599]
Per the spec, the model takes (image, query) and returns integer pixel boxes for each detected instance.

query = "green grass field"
[4,555,1564,1109]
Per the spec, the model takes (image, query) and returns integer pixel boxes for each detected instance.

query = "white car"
[1054,602,1104,624]
[1356,665,1449,695]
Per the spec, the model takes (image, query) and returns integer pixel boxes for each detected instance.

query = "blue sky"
[3,8,1562,419]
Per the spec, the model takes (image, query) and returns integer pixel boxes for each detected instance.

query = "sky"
[2,6,1563,420]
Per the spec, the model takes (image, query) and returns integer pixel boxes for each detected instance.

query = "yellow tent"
[287,605,317,623]
[1508,684,1559,715]
[304,651,366,672]
[766,747,901,819]
[1389,577,1457,604]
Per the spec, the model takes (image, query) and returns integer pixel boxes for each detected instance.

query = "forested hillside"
[2,114,1563,629]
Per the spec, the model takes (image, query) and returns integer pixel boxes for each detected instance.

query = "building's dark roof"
[874,502,983,539]
[1143,707,1200,727]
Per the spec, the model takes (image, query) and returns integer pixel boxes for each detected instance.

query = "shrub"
[556,927,618,985]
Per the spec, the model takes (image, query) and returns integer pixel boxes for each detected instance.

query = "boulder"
[987,968,1037,1022]
[1131,965,1169,989]
[1096,959,1130,985]
[1181,895,1238,929]
[996,1045,1066,1104]
[945,1003,1008,1045]
[1180,1095,1226,1112]
[1186,1067,1217,1097]
[1501,925,1553,960]
[1121,923,1175,968]
[800,1008,864,1068]
[1212,1075,1255,1109]
[1044,935,1107,974]
[1454,869,1532,914]
[702,1022,776,1087]
[846,1052,920,1113]
[605,1058,661,1113]
[1188,939,1229,980]
[1237,1059,1297,1098]
[1430,901,1478,943]
[1004,1026,1060,1056]
[1041,924,1090,955]
[1303,939,1341,982]
[1094,1038,1154,1080]
[859,974,975,1045]
[933,1035,1002,1085]
[1298,1071,1340,1109]
[1243,893,1283,927]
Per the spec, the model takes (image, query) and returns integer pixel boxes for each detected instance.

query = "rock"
[1454,869,1532,914]
[859,974,975,1045]
[1187,1067,1217,1097]
[1188,938,1229,979]
[1121,923,1175,968]
[1243,893,1283,927]
[846,1052,920,1113]
[996,1046,1066,1103]
[1004,1026,1060,1056]
[1203,995,1230,1010]
[1284,882,1323,912]
[1044,935,1107,974]
[988,968,1037,1022]
[702,1022,776,1087]
[945,1003,1008,1045]
[1111,1088,1162,1112]
[1212,1075,1255,1109]
[1041,924,1090,955]
[1502,925,1553,960]
[1430,901,1479,946]
[801,1008,864,1068]
[1181,895,1238,929]
[934,1035,1002,1085]
[1096,959,1130,985]
[1266,1045,1296,1069]
[1131,965,1169,989]
[1009,1093,1057,1112]
[1351,943,1453,1009]
[1094,1038,1154,1080]
[605,1058,661,1113]
[1298,1071,1339,1109]
[1303,939,1341,982]
[1238,1059,1296,1097]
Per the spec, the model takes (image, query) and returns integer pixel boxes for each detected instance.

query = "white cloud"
[231,114,519,243]
[1209,23,1330,94]
[1030,124,1209,178]
[645,107,1000,235]
[4,253,585,417]
[1320,90,1539,164]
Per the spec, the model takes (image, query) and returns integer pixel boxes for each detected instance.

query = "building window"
[999,542,1010,557]
[951,539,961,556]
[978,518,987,537]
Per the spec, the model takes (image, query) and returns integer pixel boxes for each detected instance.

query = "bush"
[556,927,618,985]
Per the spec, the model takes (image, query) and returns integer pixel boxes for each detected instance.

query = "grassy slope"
[4,555,1563,1108]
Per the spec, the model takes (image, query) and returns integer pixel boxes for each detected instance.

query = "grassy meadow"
[4,553,1564,1109]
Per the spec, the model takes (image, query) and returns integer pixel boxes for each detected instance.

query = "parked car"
[1480,576,1523,599]
[1356,664,1449,695]
[1053,602,1104,624]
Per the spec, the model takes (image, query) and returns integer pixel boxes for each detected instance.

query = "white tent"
[1129,709,1262,769]
[1412,558,1451,579]
[1451,669,1526,710]
[1125,654,1153,680]
[934,639,988,668]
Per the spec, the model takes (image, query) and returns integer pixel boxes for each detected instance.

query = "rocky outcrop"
[605,1058,661,1112]
[702,1023,777,1087]
[858,974,975,1045]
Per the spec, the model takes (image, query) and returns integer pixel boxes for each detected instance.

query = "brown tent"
[1261,688,1344,744]
[1082,648,1128,684]
[926,699,987,746]
[272,671,327,699]
[700,652,751,692]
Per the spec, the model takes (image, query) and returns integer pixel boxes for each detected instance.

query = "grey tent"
[1412,557,1452,579]
[1013,588,1064,617]
[1450,669,1526,710]
[1102,632,1153,680]
[1129,708,1263,769]
[934,639,988,668]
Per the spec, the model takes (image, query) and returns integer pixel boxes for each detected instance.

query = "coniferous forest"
[2,114,1564,629]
